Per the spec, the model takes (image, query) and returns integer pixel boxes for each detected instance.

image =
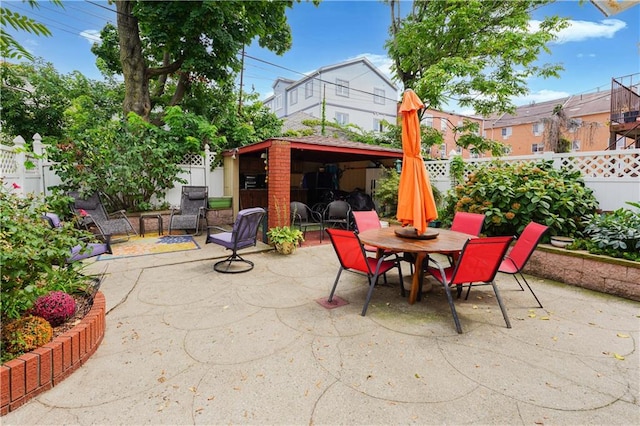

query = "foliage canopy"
[386,0,568,116]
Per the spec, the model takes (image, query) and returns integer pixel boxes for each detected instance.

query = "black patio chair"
[169,186,209,236]
[69,191,136,242]
[290,201,323,242]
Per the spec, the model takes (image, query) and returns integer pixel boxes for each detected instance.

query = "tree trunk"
[116,0,150,120]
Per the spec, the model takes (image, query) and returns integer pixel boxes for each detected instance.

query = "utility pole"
[238,44,245,115]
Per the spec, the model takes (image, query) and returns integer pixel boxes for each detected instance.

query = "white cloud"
[348,53,395,80]
[530,18,626,44]
[80,30,101,45]
[513,89,571,106]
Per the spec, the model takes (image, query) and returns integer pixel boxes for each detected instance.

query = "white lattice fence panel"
[557,152,640,178]
[0,147,17,175]
[425,161,448,178]
[180,153,204,167]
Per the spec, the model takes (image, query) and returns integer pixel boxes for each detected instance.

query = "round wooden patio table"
[358,227,476,305]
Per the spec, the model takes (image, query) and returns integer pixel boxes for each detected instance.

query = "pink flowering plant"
[31,291,77,327]
[0,181,94,321]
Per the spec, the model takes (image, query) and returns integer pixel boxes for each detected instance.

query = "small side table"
[139,214,163,237]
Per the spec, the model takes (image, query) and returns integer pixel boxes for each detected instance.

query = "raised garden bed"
[0,292,106,415]
[524,245,640,301]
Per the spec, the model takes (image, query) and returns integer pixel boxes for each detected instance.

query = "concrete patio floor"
[3,232,639,425]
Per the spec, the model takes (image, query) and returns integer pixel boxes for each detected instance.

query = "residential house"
[483,80,640,155]
[420,108,483,159]
[263,57,398,134]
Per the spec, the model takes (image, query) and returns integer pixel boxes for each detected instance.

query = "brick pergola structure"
[225,136,403,231]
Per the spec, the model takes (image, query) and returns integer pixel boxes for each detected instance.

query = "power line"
[242,53,400,104]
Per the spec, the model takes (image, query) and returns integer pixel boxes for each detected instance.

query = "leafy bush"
[0,184,94,320]
[579,202,640,261]
[47,106,221,212]
[31,291,76,327]
[1,315,53,362]
[443,160,599,238]
[375,167,442,217]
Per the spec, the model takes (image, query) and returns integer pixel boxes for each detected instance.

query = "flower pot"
[550,236,574,248]
[275,241,297,255]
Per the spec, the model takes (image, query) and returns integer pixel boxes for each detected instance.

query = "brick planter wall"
[1,292,106,416]
[524,245,640,301]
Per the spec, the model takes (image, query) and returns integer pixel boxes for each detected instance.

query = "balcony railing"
[610,74,640,124]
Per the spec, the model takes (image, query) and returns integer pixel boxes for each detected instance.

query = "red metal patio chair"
[353,210,406,297]
[498,221,549,308]
[326,228,403,316]
[425,236,514,334]
[352,210,384,253]
[446,211,487,295]
[450,211,485,236]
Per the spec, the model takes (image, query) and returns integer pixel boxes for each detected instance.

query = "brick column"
[267,140,291,230]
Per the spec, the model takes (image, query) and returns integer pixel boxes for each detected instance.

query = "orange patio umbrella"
[396,89,438,235]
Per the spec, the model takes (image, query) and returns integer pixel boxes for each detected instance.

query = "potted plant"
[267,196,304,254]
[267,225,304,254]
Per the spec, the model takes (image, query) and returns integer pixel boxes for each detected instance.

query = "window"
[616,138,626,149]
[571,140,581,151]
[424,114,434,127]
[336,112,349,125]
[305,81,313,98]
[336,79,349,97]
[275,95,282,110]
[374,88,385,105]
[531,143,544,154]
[289,89,298,106]
[440,117,447,133]
[502,127,512,139]
[456,146,463,155]
[533,122,544,136]
[439,143,447,159]
[373,118,384,132]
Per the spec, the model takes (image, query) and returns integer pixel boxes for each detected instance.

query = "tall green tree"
[386,0,568,116]
[1,0,61,61]
[94,1,313,121]
[0,60,122,139]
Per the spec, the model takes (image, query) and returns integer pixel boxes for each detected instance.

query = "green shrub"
[46,106,221,212]
[579,202,640,261]
[1,315,53,363]
[0,184,94,321]
[443,160,599,238]
[375,167,442,217]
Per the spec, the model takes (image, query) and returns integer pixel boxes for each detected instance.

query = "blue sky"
[5,0,640,114]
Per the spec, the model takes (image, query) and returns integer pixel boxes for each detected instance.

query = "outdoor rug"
[98,235,200,260]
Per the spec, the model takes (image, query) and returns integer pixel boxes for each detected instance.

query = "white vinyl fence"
[426,150,640,211]
[1,134,224,208]
[2,134,639,212]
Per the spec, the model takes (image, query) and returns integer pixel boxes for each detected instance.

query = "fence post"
[204,144,211,189]
[12,136,26,196]
[541,151,561,170]
[32,133,45,195]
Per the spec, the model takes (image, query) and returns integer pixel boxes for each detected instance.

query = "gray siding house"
[263,57,398,132]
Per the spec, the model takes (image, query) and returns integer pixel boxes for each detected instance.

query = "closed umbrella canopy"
[396,89,438,235]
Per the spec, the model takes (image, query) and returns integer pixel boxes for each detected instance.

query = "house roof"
[230,135,403,164]
[281,111,317,132]
[485,90,611,128]
[306,56,397,90]
[265,57,397,104]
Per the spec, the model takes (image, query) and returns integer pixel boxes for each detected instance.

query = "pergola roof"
[230,136,404,164]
